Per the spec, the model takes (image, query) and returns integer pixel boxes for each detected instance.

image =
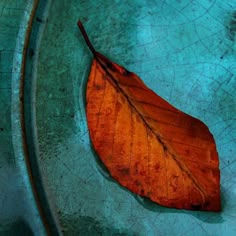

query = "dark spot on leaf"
[155,163,160,171]
[0,128,3,131]
[163,144,168,152]
[105,61,114,70]
[95,84,102,90]
[191,203,202,211]
[123,69,132,76]
[118,167,130,175]
[135,180,141,186]
[204,201,210,207]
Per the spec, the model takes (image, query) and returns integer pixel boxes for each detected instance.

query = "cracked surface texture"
[36,1,236,235]
[1,0,236,235]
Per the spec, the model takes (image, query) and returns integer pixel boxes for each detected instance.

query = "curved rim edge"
[11,0,61,235]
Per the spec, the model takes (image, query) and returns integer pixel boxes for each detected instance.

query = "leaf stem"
[77,20,96,55]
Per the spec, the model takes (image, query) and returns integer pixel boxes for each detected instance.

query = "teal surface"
[1,0,236,235]
[0,1,45,235]
[36,0,236,235]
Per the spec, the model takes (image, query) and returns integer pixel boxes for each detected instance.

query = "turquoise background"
[0,1,45,235]
[1,0,236,235]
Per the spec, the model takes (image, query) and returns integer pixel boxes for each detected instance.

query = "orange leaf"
[78,21,221,211]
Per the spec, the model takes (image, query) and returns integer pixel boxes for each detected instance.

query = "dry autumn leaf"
[78,21,221,211]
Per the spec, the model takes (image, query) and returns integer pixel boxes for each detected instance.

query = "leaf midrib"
[95,56,207,201]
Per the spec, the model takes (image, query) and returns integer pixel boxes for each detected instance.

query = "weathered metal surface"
[36,0,236,235]
[0,0,47,235]
[1,0,236,235]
